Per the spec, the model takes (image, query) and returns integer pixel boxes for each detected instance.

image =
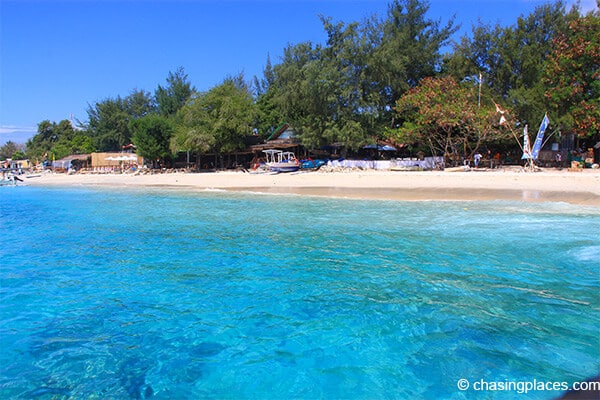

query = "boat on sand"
[263,150,300,173]
[444,166,471,172]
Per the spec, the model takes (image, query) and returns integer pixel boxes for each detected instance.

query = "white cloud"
[0,125,36,134]
[567,0,599,13]
[0,125,37,144]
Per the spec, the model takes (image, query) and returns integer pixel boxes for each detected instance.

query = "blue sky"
[1,0,597,144]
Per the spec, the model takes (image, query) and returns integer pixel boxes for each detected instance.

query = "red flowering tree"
[543,13,600,138]
[390,76,508,165]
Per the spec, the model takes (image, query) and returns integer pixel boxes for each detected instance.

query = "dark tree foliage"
[0,141,25,160]
[156,67,195,117]
[130,114,174,164]
[370,0,457,105]
[25,119,94,161]
[543,11,600,138]
[86,89,156,151]
[444,1,577,126]
[173,74,255,155]
[260,0,457,150]
[254,54,284,139]
[29,0,596,162]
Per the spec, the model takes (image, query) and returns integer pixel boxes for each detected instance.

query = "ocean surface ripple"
[1,187,598,399]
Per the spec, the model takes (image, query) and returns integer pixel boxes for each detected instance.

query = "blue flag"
[531,114,550,160]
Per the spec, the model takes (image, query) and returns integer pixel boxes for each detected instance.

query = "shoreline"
[21,169,600,206]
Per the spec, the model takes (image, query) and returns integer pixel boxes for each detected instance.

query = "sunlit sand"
[24,168,600,206]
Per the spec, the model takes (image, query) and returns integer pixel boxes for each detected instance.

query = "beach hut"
[250,123,305,160]
[52,154,91,172]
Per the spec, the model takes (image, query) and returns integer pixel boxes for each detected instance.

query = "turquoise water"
[1,186,598,399]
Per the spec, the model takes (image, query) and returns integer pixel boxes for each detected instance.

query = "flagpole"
[508,125,525,153]
[540,128,557,150]
[478,72,482,108]
[492,99,521,150]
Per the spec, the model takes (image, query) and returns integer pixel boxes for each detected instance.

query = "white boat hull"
[269,163,300,173]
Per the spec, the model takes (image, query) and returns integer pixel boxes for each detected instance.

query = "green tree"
[173,74,255,157]
[172,93,217,156]
[86,97,130,151]
[369,0,457,116]
[260,0,456,148]
[128,88,157,119]
[26,119,84,161]
[156,67,195,116]
[130,114,174,165]
[0,141,24,160]
[543,11,600,139]
[254,54,284,139]
[86,89,156,151]
[445,1,575,125]
[267,33,372,150]
[267,41,322,143]
[317,17,377,148]
[50,134,95,160]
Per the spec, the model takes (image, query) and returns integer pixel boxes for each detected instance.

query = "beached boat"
[444,166,471,172]
[390,165,422,171]
[300,159,326,170]
[263,150,300,173]
[0,171,23,186]
[0,177,18,186]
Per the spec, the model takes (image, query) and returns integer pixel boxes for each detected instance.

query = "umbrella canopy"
[105,155,139,161]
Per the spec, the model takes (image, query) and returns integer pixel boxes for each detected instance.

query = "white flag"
[522,125,532,159]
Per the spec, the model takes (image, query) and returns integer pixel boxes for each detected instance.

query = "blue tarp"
[363,144,397,151]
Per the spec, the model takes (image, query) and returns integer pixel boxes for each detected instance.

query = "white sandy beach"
[23,168,600,205]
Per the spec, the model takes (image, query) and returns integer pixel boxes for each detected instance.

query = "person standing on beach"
[474,152,482,168]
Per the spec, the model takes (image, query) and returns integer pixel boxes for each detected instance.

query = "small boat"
[444,166,471,172]
[390,166,422,171]
[0,177,18,186]
[263,150,300,173]
[0,172,23,186]
[300,158,326,170]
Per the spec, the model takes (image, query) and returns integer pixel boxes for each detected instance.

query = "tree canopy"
[156,67,195,117]
[86,89,156,152]
[26,120,94,162]
[444,1,577,126]
[130,114,174,163]
[15,0,600,165]
[173,74,256,155]
[0,141,26,161]
[543,12,600,138]
[393,76,509,163]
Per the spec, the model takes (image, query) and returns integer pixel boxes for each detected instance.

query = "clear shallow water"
[0,186,598,399]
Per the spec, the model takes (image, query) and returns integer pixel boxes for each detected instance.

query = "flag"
[499,115,507,125]
[521,125,532,159]
[493,101,505,114]
[531,113,550,160]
